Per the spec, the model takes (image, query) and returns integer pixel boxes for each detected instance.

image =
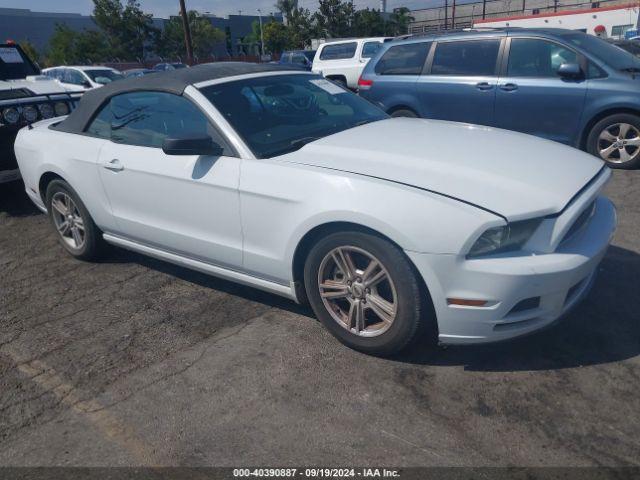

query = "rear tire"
[390,108,419,119]
[586,113,640,169]
[46,179,107,261]
[303,231,433,356]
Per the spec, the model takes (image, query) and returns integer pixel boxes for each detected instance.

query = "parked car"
[43,66,124,91]
[15,63,616,355]
[0,43,80,185]
[153,62,188,71]
[123,68,155,78]
[312,37,391,89]
[359,28,640,169]
[279,50,316,70]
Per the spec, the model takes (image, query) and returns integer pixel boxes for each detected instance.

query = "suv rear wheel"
[587,113,640,169]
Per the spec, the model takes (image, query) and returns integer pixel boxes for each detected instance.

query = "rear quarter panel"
[15,122,116,231]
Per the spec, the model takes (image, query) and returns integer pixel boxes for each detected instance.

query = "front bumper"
[407,196,617,345]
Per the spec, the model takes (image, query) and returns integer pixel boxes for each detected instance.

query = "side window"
[431,39,501,76]
[291,53,308,65]
[108,91,229,153]
[64,69,86,85]
[374,42,431,75]
[86,102,112,139]
[362,41,382,59]
[507,38,579,77]
[319,42,357,60]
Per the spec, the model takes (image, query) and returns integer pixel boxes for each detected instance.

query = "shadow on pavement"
[0,181,40,218]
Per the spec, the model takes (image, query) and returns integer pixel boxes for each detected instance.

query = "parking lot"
[0,170,639,467]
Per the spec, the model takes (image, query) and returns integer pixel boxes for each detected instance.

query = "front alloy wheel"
[304,231,433,355]
[597,123,640,165]
[587,113,640,169]
[318,246,397,337]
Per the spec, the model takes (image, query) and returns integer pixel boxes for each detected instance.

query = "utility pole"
[452,0,456,29]
[257,9,265,58]
[179,0,194,65]
[444,0,448,30]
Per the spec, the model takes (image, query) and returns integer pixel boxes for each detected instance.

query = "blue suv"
[359,28,640,169]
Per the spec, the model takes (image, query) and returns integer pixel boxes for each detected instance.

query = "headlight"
[467,218,542,258]
[23,105,39,123]
[3,107,20,124]
[54,102,69,116]
[38,103,55,119]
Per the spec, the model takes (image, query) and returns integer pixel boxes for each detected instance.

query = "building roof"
[56,62,298,134]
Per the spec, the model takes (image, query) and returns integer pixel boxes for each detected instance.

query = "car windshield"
[85,69,124,83]
[0,45,39,80]
[200,74,388,158]
[563,33,640,71]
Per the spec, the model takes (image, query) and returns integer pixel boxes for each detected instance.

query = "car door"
[493,37,588,145]
[317,42,359,86]
[416,38,503,126]
[93,90,243,269]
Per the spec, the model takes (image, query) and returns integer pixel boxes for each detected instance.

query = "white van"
[312,37,392,89]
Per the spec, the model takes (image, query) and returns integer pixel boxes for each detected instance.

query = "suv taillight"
[358,77,373,90]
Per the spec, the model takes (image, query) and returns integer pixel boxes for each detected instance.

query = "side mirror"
[82,80,92,88]
[162,136,223,156]
[557,63,583,79]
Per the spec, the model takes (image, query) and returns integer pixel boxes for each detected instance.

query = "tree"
[19,41,39,64]
[313,0,355,38]
[353,8,386,37]
[262,21,289,54]
[386,7,414,36]
[92,0,159,61]
[157,11,224,61]
[45,24,110,66]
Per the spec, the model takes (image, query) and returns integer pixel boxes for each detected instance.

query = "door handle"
[103,159,124,172]
[476,82,494,91]
[499,83,518,92]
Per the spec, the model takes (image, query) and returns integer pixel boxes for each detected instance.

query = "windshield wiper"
[620,67,640,73]
[261,136,322,158]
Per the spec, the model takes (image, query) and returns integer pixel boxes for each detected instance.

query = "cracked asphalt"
[0,171,639,467]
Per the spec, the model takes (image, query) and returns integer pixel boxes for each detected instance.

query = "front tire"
[390,108,418,118]
[303,231,432,356]
[46,179,106,260]
[587,113,640,169]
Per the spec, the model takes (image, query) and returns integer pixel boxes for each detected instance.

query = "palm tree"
[276,0,297,25]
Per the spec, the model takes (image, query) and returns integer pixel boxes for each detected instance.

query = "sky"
[0,0,438,18]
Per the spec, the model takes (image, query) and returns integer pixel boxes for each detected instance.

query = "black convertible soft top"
[55,62,300,134]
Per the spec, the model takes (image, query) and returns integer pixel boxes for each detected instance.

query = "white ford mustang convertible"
[15,63,617,355]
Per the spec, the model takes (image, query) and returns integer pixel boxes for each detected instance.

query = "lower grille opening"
[565,277,587,305]
[507,296,541,315]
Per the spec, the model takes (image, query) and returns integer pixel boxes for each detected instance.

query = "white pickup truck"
[311,37,391,89]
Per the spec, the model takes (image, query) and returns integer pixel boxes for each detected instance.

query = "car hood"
[282,118,605,221]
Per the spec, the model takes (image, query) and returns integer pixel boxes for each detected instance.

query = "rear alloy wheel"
[304,231,432,355]
[587,113,640,169]
[46,179,107,260]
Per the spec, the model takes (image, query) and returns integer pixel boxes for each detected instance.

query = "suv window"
[375,42,431,75]
[362,41,383,59]
[86,91,230,153]
[507,38,578,77]
[320,42,357,60]
[431,39,501,76]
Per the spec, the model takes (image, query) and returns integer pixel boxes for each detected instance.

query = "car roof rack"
[394,26,515,41]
